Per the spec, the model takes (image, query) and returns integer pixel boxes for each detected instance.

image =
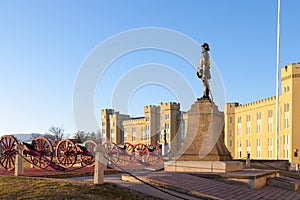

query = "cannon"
[0,135,97,170]
[0,135,64,171]
[118,142,135,165]
[134,143,150,163]
[102,142,161,165]
[147,144,161,163]
[55,139,97,168]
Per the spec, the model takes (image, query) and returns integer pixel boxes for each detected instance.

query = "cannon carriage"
[0,134,162,171]
[0,135,63,170]
[0,135,97,171]
[55,139,97,168]
[102,141,161,165]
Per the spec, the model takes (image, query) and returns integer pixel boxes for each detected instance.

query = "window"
[141,126,145,141]
[256,138,261,159]
[102,121,106,126]
[146,117,150,121]
[146,124,150,141]
[124,128,128,142]
[165,114,170,120]
[246,114,251,135]
[102,130,106,143]
[256,112,262,134]
[284,103,290,129]
[165,123,170,140]
[237,117,242,136]
[110,120,115,126]
[268,138,273,159]
[246,140,251,154]
[268,110,273,133]
[230,117,233,124]
[229,130,233,137]
[111,129,115,142]
[229,140,232,147]
[237,140,242,159]
[180,122,186,146]
[284,134,290,159]
[132,127,136,142]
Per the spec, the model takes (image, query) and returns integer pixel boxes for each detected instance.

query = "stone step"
[267,177,298,191]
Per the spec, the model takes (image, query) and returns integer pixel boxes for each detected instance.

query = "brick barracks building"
[101,102,187,154]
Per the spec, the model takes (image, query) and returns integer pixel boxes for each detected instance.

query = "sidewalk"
[66,173,203,200]
[120,171,300,200]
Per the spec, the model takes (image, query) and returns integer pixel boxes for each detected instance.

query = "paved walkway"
[120,171,300,200]
[66,173,202,200]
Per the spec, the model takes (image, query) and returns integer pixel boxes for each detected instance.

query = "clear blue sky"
[0,1,299,136]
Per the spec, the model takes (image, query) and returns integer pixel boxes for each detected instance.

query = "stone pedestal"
[165,98,242,172]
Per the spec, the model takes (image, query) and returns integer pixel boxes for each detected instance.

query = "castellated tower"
[224,102,239,158]
[101,109,130,144]
[159,102,181,154]
[144,105,160,145]
[281,63,300,164]
[101,109,114,143]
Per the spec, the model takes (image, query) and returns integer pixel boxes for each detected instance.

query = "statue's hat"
[201,43,210,51]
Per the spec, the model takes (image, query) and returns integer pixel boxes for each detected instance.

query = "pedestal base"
[175,99,232,162]
[164,161,243,173]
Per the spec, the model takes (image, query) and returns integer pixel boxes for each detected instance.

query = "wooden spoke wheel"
[0,135,18,171]
[55,139,77,168]
[147,144,161,164]
[30,137,54,169]
[118,142,134,165]
[134,143,150,163]
[102,142,119,164]
[80,140,97,167]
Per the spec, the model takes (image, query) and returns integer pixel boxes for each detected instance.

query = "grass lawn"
[0,176,161,200]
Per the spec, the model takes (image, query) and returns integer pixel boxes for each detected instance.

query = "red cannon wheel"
[134,143,150,163]
[0,135,18,171]
[80,140,97,167]
[55,139,77,168]
[30,137,54,169]
[147,144,161,164]
[102,142,119,164]
[118,142,134,165]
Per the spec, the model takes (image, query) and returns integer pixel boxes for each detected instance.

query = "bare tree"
[48,126,65,142]
[73,131,86,143]
[96,130,102,144]
[44,133,56,143]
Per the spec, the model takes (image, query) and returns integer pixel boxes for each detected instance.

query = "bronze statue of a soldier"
[197,43,211,99]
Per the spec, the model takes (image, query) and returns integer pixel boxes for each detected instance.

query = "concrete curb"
[122,174,222,200]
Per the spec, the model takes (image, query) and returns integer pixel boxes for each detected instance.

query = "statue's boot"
[205,88,210,98]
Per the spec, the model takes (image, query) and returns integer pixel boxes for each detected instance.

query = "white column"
[94,145,107,185]
[14,144,24,176]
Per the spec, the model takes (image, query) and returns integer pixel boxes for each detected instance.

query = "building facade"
[225,63,300,164]
[101,102,186,153]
